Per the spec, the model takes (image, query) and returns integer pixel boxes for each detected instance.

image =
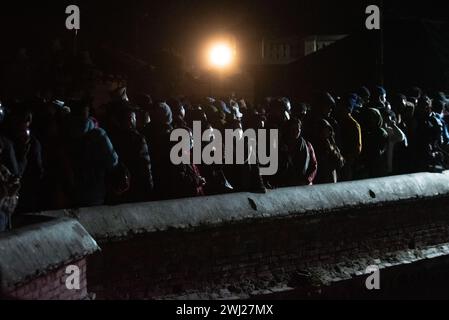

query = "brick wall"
[27,171,449,299]
[0,218,99,300]
[4,259,88,300]
[86,197,449,299]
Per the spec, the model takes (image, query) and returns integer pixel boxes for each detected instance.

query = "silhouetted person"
[304,92,345,184]
[274,119,317,187]
[143,102,173,199]
[168,98,187,129]
[334,94,362,181]
[108,106,154,203]
[65,99,119,207]
[266,98,291,130]
[384,109,407,175]
[431,92,449,146]
[368,86,390,122]
[358,108,389,178]
[291,102,309,123]
[390,93,413,174]
[223,120,266,193]
[4,106,43,213]
[411,96,445,172]
[170,126,206,198]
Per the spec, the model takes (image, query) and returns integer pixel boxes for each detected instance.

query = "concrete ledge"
[0,218,100,291]
[33,171,449,242]
[7,171,449,299]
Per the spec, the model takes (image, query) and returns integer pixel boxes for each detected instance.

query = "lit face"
[179,106,186,119]
[210,44,233,68]
[143,112,151,126]
[130,112,137,129]
[401,98,407,107]
[123,111,136,130]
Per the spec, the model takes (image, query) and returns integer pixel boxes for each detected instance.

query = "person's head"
[135,109,151,131]
[373,86,387,105]
[311,92,335,118]
[409,86,422,100]
[384,108,398,126]
[432,99,445,115]
[336,93,359,116]
[7,103,33,130]
[281,97,292,113]
[357,86,371,106]
[291,103,308,121]
[167,98,186,120]
[403,101,416,121]
[204,105,226,130]
[229,100,244,121]
[188,106,208,128]
[6,105,33,144]
[407,96,418,107]
[134,93,153,111]
[416,95,432,118]
[214,100,232,115]
[117,107,137,130]
[224,119,244,140]
[237,99,248,114]
[68,99,90,120]
[153,102,173,126]
[268,98,291,124]
[390,93,407,115]
[283,118,302,141]
[431,92,448,115]
[110,86,129,103]
[244,109,266,130]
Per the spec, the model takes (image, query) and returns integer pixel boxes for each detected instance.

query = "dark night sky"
[0,0,448,58]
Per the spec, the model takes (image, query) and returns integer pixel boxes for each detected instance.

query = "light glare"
[209,43,233,68]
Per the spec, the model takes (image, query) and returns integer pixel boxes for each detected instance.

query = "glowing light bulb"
[209,43,233,68]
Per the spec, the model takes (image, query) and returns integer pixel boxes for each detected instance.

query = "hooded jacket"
[67,117,118,207]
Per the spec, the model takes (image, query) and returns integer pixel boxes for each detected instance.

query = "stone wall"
[31,171,449,299]
[0,218,99,300]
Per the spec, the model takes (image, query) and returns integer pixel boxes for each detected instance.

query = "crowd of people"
[1,53,449,232]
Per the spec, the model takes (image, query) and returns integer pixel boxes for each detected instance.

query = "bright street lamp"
[209,43,234,68]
